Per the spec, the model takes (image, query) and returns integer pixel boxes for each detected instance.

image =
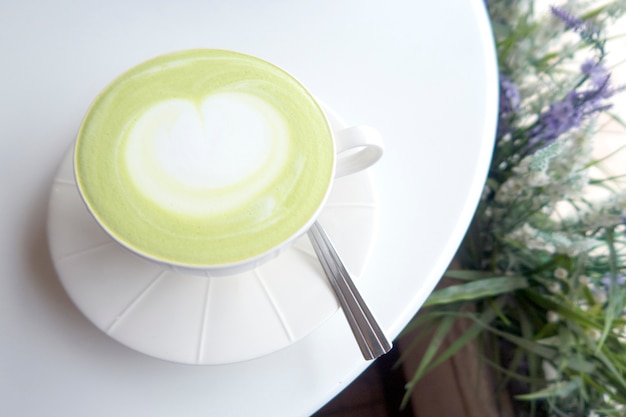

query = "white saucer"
[47,108,379,365]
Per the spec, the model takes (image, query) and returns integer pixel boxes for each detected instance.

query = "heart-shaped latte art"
[123,91,290,217]
[76,49,336,266]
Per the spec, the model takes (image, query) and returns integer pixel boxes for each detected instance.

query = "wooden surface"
[398,313,512,416]
[312,312,512,417]
[313,345,414,417]
[397,262,514,417]
[314,260,516,417]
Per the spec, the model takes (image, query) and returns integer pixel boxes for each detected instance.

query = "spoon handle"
[308,221,392,360]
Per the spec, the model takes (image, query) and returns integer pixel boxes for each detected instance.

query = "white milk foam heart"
[123,91,290,216]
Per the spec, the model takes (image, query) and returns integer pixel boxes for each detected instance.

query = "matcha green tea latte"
[75,49,335,269]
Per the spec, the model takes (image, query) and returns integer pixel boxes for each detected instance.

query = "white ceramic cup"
[74,49,383,277]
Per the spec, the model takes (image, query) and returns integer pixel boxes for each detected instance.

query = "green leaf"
[443,269,496,281]
[394,318,441,367]
[422,304,501,375]
[486,327,551,359]
[401,315,455,409]
[487,325,596,373]
[597,289,623,352]
[400,299,507,409]
[580,4,611,20]
[589,346,626,392]
[480,354,546,385]
[424,276,529,306]
[515,378,582,400]
[491,21,511,39]
[522,290,601,329]
[487,297,511,326]
[607,111,626,130]
[397,309,444,337]
[521,308,542,396]
[582,143,626,171]
[568,323,626,393]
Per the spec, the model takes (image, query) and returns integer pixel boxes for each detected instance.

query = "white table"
[0,1,497,415]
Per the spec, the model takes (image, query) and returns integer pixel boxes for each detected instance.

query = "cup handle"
[334,126,384,178]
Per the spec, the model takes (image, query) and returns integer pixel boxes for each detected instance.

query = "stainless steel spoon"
[307,221,392,360]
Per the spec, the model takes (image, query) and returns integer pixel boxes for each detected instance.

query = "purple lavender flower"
[578,77,614,114]
[500,75,520,115]
[529,92,583,145]
[550,6,599,41]
[550,6,585,30]
[582,59,609,88]
[528,71,614,147]
[601,273,626,287]
[497,75,520,137]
